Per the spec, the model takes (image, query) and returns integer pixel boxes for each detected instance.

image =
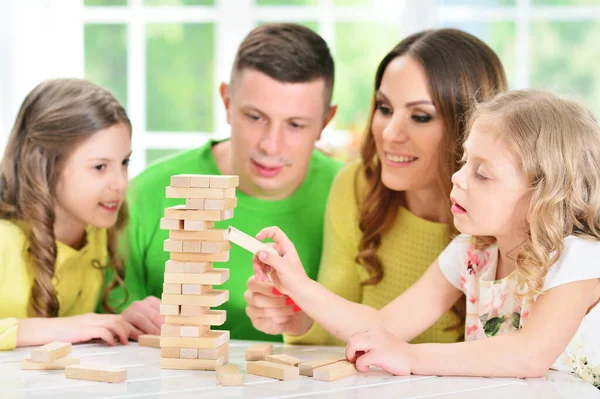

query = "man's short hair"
[231,23,335,106]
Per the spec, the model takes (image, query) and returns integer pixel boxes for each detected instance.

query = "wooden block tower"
[158,174,239,371]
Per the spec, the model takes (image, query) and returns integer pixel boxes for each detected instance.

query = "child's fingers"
[109,319,130,345]
[246,304,296,319]
[256,227,293,251]
[243,290,288,308]
[354,350,379,372]
[90,327,117,346]
[127,312,161,335]
[143,296,162,311]
[247,275,284,298]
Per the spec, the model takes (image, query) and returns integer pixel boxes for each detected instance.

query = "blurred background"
[1,0,599,177]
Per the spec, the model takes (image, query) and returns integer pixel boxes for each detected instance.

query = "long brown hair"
[0,78,131,316]
[357,28,508,285]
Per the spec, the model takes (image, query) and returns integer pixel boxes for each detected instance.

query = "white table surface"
[1,340,598,399]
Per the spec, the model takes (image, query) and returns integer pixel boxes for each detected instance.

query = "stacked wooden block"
[159,174,238,370]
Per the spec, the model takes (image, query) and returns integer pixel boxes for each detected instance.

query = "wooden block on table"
[22,357,79,370]
[161,324,181,337]
[180,347,198,359]
[180,305,208,317]
[180,325,210,337]
[204,198,238,211]
[216,364,243,386]
[165,310,226,326]
[163,283,181,294]
[170,229,229,242]
[265,353,303,367]
[160,356,225,370]
[31,342,71,363]
[201,240,231,254]
[313,360,358,381]
[160,347,180,358]
[161,290,229,307]
[182,284,210,295]
[208,175,239,189]
[166,186,235,200]
[164,239,183,252]
[245,343,273,361]
[160,218,184,230]
[164,269,229,285]
[182,220,215,231]
[65,365,127,383]
[298,355,346,376]
[198,342,229,360]
[246,360,298,381]
[227,226,278,255]
[171,251,229,263]
[182,240,202,253]
[185,198,205,210]
[138,334,161,349]
[190,175,210,188]
[170,174,194,188]
[159,304,179,316]
[160,330,230,349]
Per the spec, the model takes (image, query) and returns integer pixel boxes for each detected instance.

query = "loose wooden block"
[31,342,71,363]
[198,342,229,360]
[180,325,210,337]
[170,229,229,241]
[180,347,198,359]
[160,347,180,358]
[164,269,229,285]
[160,218,184,230]
[166,186,235,200]
[22,357,79,370]
[182,240,202,253]
[163,283,182,294]
[183,220,216,231]
[160,330,230,349]
[245,343,273,361]
[185,198,205,210]
[170,174,193,188]
[160,356,225,370]
[313,360,358,382]
[216,364,243,386]
[246,360,298,381]
[65,365,127,383]
[165,310,226,326]
[180,305,208,317]
[161,290,229,307]
[182,284,210,295]
[204,198,238,211]
[201,240,231,254]
[159,304,180,316]
[138,334,161,349]
[227,226,279,255]
[161,324,181,337]
[171,251,229,263]
[209,175,239,189]
[190,175,210,188]
[265,353,303,367]
[298,356,346,376]
[164,239,183,252]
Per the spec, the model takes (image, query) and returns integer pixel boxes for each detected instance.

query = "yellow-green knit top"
[285,160,463,345]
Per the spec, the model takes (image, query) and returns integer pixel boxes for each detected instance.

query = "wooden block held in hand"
[246,360,298,381]
[313,360,358,381]
[265,353,302,367]
[216,364,243,386]
[298,355,346,376]
[227,226,278,255]
[22,356,79,370]
[31,342,71,363]
[65,365,127,383]
[245,343,273,361]
[138,334,161,348]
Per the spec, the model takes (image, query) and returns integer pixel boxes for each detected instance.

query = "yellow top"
[0,220,108,350]
[285,161,463,345]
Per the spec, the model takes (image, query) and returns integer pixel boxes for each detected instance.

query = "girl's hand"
[345,326,412,376]
[252,226,311,297]
[17,313,134,347]
[121,296,164,338]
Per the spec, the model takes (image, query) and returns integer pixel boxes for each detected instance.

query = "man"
[106,23,342,342]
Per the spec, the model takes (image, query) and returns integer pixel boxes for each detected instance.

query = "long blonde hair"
[468,89,600,296]
[0,78,131,316]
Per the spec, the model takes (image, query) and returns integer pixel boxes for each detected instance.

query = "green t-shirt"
[106,139,342,341]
